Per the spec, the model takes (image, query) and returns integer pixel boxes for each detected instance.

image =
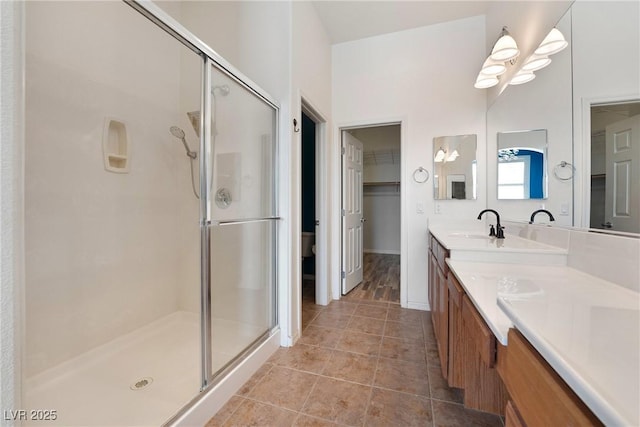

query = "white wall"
[571,0,640,228]
[332,16,487,310]
[486,11,573,226]
[290,1,333,337]
[23,1,200,377]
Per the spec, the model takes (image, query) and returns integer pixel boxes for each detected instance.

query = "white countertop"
[429,226,568,265]
[498,271,639,427]
[444,258,640,427]
[429,225,568,254]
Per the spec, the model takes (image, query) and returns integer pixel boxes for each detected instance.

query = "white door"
[342,131,364,295]
[605,114,640,233]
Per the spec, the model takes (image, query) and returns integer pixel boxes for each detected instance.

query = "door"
[605,114,640,233]
[342,131,364,294]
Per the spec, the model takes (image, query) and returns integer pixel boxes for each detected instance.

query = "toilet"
[301,232,315,258]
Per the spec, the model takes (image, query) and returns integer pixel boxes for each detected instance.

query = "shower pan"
[22,1,279,426]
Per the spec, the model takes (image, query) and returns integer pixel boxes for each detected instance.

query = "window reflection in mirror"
[433,134,477,200]
[497,130,547,200]
[590,101,640,233]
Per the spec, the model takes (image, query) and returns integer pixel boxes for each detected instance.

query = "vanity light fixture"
[535,28,568,56]
[490,27,520,62]
[446,149,459,162]
[474,74,499,89]
[522,53,551,72]
[434,148,446,163]
[509,70,536,85]
[480,57,507,76]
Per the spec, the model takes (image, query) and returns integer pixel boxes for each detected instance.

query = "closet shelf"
[363,181,400,186]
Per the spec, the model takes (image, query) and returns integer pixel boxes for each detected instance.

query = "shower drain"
[130,377,153,390]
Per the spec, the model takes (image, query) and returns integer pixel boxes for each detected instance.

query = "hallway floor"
[205,297,504,426]
[343,253,401,304]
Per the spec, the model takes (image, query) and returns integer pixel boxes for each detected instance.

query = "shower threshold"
[24,312,264,426]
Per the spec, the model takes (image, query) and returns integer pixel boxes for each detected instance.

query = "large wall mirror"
[497,130,547,200]
[433,134,477,200]
[486,1,639,233]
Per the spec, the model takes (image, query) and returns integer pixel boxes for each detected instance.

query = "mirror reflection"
[433,134,477,200]
[497,130,547,200]
[590,101,640,233]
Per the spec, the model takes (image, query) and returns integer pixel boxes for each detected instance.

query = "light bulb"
[535,28,568,56]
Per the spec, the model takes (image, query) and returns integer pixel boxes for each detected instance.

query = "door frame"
[577,94,640,228]
[336,118,407,307]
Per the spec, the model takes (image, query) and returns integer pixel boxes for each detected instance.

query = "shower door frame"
[125,0,280,404]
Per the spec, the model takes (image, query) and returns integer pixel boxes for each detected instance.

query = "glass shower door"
[204,63,278,379]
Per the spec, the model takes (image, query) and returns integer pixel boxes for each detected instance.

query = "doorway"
[589,101,640,233]
[341,124,402,303]
[301,112,317,303]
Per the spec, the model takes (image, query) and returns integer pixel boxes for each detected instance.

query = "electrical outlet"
[417,202,424,214]
[435,203,442,214]
[560,203,569,215]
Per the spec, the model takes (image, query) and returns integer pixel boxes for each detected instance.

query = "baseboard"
[407,301,429,311]
[171,330,281,426]
[363,249,401,255]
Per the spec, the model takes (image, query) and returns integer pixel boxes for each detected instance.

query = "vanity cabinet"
[461,295,509,414]
[428,233,450,380]
[428,232,508,416]
[499,329,603,427]
[446,272,465,388]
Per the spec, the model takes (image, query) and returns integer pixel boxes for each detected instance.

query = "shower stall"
[23,2,279,425]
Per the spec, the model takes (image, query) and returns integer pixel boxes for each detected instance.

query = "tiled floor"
[205,298,503,426]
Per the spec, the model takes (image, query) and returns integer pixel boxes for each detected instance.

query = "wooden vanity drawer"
[502,329,603,427]
[447,272,464,307]
[436,242,449,276]
[462,295,496,367]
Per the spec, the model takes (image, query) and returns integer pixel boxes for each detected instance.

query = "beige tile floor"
[205,297,504,426]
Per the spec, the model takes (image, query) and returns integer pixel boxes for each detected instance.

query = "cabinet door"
[502,329,602,426]
[429,253,438,332]
[462,296,509,415]
[436,265,449,380]
[447,274,465,388]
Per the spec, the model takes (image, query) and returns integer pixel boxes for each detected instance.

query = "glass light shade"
[509,70,536,85]
[434,148,445,162]
[522,54,551,72]
[535,28,568,56]
[474,74,499,89]
[446,150,459,162]
[481,57,506,76]
[490,34,520,62]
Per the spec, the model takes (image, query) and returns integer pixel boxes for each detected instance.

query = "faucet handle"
[489,224,496,237]
[496,225,505,239]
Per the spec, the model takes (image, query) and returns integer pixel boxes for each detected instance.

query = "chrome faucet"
[477,209,504,239]
[529,209,555,224]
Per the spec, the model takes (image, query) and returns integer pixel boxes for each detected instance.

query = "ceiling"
[311,1,491,44]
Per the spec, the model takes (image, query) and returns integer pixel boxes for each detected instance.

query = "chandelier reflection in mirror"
[498,148,519,161]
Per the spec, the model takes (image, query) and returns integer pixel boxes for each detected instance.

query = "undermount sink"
[448,232,491,239]
[497,277,544,299]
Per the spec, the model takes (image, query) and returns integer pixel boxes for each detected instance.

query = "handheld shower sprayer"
[169,126,197,159]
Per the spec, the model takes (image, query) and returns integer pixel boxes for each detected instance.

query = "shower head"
[169,126,197,159]
[184,86,229,138]
[170,126,185,139]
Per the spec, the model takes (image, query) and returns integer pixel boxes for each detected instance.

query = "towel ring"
[413,167,429,183]
[553,161,575,181]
